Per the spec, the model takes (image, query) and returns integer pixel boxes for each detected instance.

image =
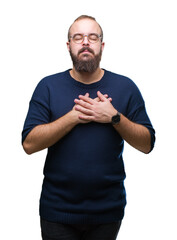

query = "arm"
[22,109,81,155]
[23,93,111,155]
[113,114,151,153]
[74,91,151,154]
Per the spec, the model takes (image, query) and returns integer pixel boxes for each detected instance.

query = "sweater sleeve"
[22,79,51,143]
[125,82,156,152]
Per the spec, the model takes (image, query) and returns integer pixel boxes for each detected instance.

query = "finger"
[79,114,95,121]
[78,95,95,105]
[94,97,100,102]
[85,93,89,97]
[75,105,94,115]
[94,94,108,102]
[74,99,92,109]
[97,91,107,102]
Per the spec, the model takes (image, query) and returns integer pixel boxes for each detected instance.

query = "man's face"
[67,19,105,73]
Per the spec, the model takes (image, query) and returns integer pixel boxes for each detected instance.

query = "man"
[22,15,155,240]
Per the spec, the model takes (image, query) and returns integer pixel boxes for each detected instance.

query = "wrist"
[67,109,81,125]
[111,111,121,125]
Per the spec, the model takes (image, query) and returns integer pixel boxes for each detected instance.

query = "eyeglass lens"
[72,34,100,43]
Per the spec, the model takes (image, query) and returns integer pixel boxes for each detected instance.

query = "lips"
[78,47,94,55]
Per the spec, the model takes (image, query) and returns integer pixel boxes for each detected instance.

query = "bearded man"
[22,15,155,240]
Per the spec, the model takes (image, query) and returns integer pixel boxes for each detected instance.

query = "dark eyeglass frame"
[69,33,102,44]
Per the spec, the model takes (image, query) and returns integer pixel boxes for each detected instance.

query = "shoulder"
[38,70,69,87]
[32,70,69,99]
[104,69,140,91]
[104,69,145,108]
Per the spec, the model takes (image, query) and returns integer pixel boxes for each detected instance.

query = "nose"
[82,35,89,45]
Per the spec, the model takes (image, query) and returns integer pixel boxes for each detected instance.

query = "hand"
[72,93,90,124]
[73,92,113,124]
[74,91,117,123]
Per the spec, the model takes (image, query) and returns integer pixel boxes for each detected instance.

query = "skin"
[67,18,105,84]
[23,18,151,155]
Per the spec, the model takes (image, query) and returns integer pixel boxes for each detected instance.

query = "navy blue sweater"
[22,69,155,224]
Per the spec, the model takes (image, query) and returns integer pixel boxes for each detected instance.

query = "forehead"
[70,19,101,35]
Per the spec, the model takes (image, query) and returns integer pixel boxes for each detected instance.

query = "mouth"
[82,50,90,53]
[80,51,92,56]
[78,47,94,55]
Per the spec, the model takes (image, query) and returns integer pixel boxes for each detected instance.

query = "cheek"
[70,45,80,55]
[94,45,102,55]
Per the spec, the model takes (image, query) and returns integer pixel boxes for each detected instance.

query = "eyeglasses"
[69,33,102,44]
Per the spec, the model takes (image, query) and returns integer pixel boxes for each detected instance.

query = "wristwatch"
[111,111,121,125]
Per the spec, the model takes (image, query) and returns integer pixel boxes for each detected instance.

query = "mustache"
[78,47,94,55]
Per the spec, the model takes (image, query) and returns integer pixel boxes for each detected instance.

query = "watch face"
[112,113,120,124]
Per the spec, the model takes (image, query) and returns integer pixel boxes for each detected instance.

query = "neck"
[70,67,104,85]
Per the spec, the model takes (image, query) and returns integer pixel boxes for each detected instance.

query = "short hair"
[67,15,103,42]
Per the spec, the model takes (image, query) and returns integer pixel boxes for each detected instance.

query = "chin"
[79,54,94,60]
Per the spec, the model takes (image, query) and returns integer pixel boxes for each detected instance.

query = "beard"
[69,47,102,73]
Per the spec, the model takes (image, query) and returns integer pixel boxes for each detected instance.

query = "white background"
[0,0,176,239]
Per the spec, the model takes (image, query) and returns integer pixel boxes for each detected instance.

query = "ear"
[66,42,70,52]
[101,42,105,52]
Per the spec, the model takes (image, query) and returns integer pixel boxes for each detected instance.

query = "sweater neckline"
[65,69,107,89]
